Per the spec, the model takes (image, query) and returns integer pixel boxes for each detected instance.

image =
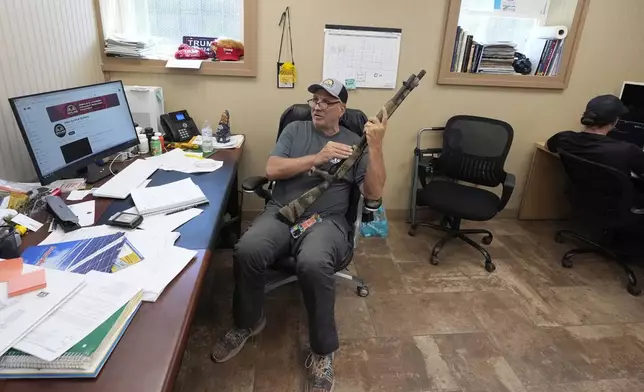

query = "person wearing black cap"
[211,78,388,392]
[546,94,644,177]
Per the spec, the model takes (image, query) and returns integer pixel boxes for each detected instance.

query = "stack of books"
[477,43,517,75]
[532,39,565,76]
[450,26,485,73]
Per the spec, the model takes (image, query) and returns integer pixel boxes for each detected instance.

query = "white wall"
[0,0,103,181]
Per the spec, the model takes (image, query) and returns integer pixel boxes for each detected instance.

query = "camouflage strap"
[277,70,427,224]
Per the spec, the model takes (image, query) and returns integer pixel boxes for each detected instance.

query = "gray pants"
[233,205,350,355]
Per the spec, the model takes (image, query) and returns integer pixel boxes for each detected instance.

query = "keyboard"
[92,159,160,199]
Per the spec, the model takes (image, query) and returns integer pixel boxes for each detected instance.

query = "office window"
[99,0,244,58]
[96,0,257,77]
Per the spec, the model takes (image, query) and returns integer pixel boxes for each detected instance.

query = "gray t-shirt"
[270,120,368,219]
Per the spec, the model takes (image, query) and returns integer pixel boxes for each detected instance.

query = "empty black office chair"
[555,149,642,296]
[408,115,515,272]
[241,104,371,297]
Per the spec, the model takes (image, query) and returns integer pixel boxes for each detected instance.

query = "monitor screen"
[620,82,644,125]
[10,81,138,184]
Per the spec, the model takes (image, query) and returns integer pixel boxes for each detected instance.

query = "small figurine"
[216,110,231,144]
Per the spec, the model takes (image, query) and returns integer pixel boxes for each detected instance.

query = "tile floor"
[173,218,644,392]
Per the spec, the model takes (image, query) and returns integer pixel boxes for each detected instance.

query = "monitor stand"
[64,163,115,185]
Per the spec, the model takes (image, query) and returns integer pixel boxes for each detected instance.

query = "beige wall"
[109,0,644,213]
[0,0,103,181]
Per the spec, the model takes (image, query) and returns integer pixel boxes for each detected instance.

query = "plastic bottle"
[154,132,165,151]
[150,136,162,156]
[201,120,214,153]
[138,135,150,154]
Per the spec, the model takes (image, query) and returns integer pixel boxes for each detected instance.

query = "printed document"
[0,266,85,356]
[13,271,141,362]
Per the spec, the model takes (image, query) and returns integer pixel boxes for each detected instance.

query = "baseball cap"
[581,94,628,126]
[308,78,348,104]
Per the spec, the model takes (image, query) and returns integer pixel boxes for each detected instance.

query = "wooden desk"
[0,146,243,392]
[518,142,571,220]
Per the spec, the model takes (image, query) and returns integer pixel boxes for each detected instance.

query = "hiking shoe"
[304,351,335,392]
[211,316,266,363]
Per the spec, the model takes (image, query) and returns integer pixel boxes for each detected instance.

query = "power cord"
[109,151,136,176]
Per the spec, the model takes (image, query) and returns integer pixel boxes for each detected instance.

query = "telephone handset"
[160,110,200,142]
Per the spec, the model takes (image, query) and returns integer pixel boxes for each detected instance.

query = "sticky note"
[8,269,47,297]
[0,258,23,282]
[345,78,357,90]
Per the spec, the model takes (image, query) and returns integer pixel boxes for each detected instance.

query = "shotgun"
[277,70,427,224]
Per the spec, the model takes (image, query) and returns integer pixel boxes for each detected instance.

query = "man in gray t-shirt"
[212,78,387,392]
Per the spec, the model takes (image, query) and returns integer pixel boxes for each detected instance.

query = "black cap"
[581,94,628,127]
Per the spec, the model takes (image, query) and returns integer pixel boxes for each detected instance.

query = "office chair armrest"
[499,173,516,211]
[242,176,269,192]
[242,176,277,204]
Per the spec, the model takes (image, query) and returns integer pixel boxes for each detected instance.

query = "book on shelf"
[450,27,514,75]
[528,38,565,77]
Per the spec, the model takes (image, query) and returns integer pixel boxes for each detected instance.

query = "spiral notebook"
[130,178,209,216]
[0,292,142,377]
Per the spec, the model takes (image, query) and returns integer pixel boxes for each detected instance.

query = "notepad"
[0,258,23,282]
[130,178,209,216]
[8,269,47,298]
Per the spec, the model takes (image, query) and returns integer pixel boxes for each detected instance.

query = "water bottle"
[201,120,214,153]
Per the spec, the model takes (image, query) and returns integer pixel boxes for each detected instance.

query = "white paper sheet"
[13,271,141,362]
[165,58,203,69]
[67,190,93,201]
[0,266,85,357]
[323,27,402,89]
[113,245,197,302]
[130,178,208,216]
[11,214,44,232]
[146,149,223,174]
[68,201,95,227]
[139,208,203,232]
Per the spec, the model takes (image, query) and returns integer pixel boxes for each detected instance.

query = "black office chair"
[555,149,642,296]
[408,115,516,272]
[241,104,371,297]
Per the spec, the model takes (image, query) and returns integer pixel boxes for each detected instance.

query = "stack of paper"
[0,272,143,378]
[113,245,197,302]
[105,35,155,58]
[12,271,141,362]
[147,148,223,174]
[130,178,209,216]
[0,266,85,357]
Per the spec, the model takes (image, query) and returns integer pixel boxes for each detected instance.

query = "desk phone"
[160,110,201,142]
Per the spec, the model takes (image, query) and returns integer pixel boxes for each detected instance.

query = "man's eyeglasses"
[307,98,341,110]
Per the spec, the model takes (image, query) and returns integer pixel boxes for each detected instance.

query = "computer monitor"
[620,81,644,125]
[9,81,139,185]
[607,82,644,148]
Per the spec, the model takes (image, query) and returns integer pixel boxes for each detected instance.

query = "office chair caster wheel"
[408,224,417,237]
[627,284,642,296]
[430,254,440,265]
[561,258,573,269]
[357,285,370,297]
[481,235,493,245]
[484,262,496,273]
